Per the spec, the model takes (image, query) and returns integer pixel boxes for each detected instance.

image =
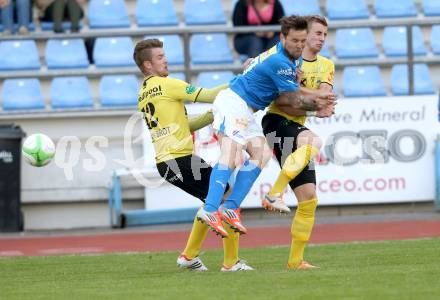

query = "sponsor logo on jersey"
[186,85,197,94]
[277,68,294,76]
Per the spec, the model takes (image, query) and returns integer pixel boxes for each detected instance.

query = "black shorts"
[262,113,316,190]
[156,154,228,202]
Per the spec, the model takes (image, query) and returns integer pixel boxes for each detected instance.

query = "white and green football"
[22,133,56,167]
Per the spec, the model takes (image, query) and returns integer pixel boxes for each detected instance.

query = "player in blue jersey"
[195,15,337,238]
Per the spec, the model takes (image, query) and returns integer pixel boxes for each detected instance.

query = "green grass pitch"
[1,238,439,300]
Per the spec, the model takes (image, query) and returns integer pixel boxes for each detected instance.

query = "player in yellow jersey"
[261,15,336,269]
[133,39,253,272]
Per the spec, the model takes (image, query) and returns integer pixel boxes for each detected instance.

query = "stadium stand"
[50,76,93,108]
[0,40,40,70]
[144,35,184,65]
[391,64,435,95]
[45,39,89,69]
[197,71,235,88]
[184,0,227,25]
[374,0,418,18]
[136,0,179,27]
[169,73,186,80]
[334,28,378,58]
[190,34,233,64]
[382,26,427,57]
[422,0,440,16]
[93,37,135,67]
[342,66,386,97]
[100,75,139,107]
[326,0,369,20]
[0,0,439,230]
[281,0,321,16]
[320,43,331,58]
[88,0,130,28]
[1,79,45,110]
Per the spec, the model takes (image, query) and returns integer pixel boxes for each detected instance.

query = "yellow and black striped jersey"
[267,54,335,125]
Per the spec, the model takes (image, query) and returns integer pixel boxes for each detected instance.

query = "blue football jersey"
[229,42,302,110]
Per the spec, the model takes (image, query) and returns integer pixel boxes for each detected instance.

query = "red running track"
[1,219,440,257]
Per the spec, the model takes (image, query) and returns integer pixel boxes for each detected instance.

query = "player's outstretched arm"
[188,110,214,132]
[193,83,228,103]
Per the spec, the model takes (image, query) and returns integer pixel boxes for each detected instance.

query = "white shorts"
[212,88,264,145]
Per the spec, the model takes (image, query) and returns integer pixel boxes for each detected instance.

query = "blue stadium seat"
[281,0,320,16]
[0,40,40,70]
[136,0,178,26]
[382,26,427,56]
[374,0,417,18]
[197,71,234,88]
[50,77,93,108]
[100,75,139,107]
[422,0,440,16]
[88,0,130,28]
[45,39,89,69]
[2,79,44,110]
[320,43,331,58]
[168,73,186,81]
[190,34,233,64]
[431,25,440,55]
[327,0,369,20]
[144,35,183,65]
[335,28,378,58]
[93,37,135,67]
[391,64,435,95]
[184,0,226,25]
[342,66,386,97]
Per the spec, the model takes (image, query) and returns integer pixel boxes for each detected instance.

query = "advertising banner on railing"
[144,95,439,210]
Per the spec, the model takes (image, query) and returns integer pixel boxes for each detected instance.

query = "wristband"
[306,111,317,117]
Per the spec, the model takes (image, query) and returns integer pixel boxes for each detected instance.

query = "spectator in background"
[0,0,31,35]
[35,0,85,33]
[232,0,285,58]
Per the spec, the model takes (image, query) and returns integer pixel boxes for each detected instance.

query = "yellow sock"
[182,216,209,259]
[222,221,240,267]
[269,145,319,196]
[288,198,318,268]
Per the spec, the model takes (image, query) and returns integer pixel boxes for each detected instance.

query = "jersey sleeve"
[166,77,203,102]
[319,59,335,87]
[267,58,300,93]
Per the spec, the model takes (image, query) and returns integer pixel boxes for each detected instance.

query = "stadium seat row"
[0,34,233,70]
[2,25,440,71]
[0,65,434,112]
[282,0,440,19]
[342,64,436,97]
[0,72,235,110]
[1,0,436,32]
[83,0,440,27]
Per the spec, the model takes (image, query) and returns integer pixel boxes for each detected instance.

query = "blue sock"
[204,163,233,212]
[223,161,262,210]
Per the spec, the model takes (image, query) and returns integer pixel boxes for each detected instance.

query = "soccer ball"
[22,133,56,167]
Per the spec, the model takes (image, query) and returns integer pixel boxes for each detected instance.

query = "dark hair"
[279,15,308,37]
[305,15,328,29]
[133,39,163,74]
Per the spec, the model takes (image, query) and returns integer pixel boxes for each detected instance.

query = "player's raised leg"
[263,131,321,213]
